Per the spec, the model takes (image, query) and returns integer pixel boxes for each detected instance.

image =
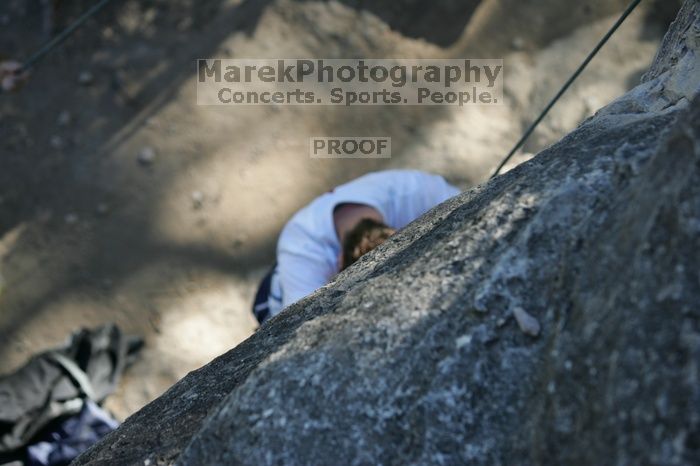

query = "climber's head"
[340,218,396,271]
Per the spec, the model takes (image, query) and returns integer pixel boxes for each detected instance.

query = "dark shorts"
[252,264,277,324]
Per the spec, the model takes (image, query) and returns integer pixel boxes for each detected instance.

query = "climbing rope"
[22,0,115,72]
[490,0,644,179]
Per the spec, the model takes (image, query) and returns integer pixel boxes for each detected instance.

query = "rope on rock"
[490,0,644,179]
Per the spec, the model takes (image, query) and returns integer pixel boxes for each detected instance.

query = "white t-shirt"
[270,169,460,316]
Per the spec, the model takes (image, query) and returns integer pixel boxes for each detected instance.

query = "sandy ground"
[0,0,673,420]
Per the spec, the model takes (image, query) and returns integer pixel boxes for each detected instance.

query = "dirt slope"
[0,0,674,419]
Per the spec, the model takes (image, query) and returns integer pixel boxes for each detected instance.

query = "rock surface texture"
[76,2,700,465]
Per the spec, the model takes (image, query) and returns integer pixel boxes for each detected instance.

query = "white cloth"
[270,169,460,316]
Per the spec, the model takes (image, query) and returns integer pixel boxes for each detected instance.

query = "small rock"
[64,213,78,225]
[137,147,157,165]
[191,191,204,209]
[177,17,193,31]
[57,111,72,126]
[511,37,525,50]
[78,71,94,86]
[49,135,64,149]
[96,203,110,215]
[512,306,541,337]
[455,334,472,348]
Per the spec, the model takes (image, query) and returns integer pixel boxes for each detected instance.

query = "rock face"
[77,2,700,465]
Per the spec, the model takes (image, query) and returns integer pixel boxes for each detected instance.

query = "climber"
[0,60,30,92]
[252,169,460,324]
